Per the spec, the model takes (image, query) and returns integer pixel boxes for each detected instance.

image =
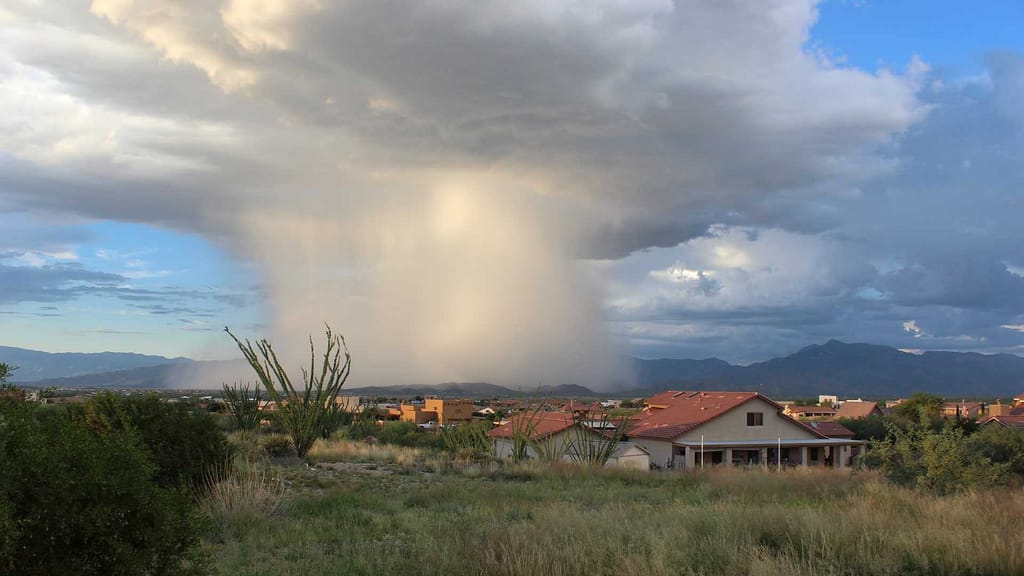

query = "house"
[835,400,883,419]
[333,395,361,412]
[803,420,855,439]
[941,401,985,419]
[627,391,863,471]
[979,415,1024,430]
[784,404,838,419]
[605,442,650,470]
[987,401,1013,417]
[397,398,475,426]
[488,411,610,462]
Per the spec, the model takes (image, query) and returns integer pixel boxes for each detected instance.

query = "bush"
[377,421,444,449]
[440,421,493,459]
[202,459,288,539]
[260,433,297,458]
[74,392,232,493]
[968,424,1024,477]
[869,424,1008,494]
[0,399,207,575]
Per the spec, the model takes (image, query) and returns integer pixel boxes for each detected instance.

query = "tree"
[0,400,207,575]
[75,392,231,493]
[0,363,12,385]
[868,423,1007,494]
[226,325,352,458]
[893,393,945,429]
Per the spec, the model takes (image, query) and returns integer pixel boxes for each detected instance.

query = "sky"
[1,1,1023,386]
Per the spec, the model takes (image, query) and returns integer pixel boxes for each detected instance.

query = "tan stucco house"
[627,391,863,471]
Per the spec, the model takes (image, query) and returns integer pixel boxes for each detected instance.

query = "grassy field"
[205,441,1024,576]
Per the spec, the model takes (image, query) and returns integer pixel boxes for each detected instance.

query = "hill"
[633,340,1024,398]
[7,341,1024,398]
[0,345,190,382]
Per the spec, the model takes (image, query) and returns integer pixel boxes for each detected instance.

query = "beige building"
[627,391,863,471]
[398,397,475,426]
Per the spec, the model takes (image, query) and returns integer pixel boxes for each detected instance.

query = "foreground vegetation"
[207,444,1024,576]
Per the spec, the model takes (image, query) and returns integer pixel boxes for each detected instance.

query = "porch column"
[799,446,809,467]
[724,447,733,466]
[836,446,846,469]
[758,447,767,468]
[684,447,696,471]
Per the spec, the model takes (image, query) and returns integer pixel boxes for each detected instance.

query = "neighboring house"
[802,420,855,439]
[605,442,650,470]
[835,400,883,419]
[473,406,496,417]
[987,401,1014,417]
[399,398,475,426]
[627,391,863,471]
[941,401,985,419]
[488,411,611,462]
[333,395,361,412]
[784,404,838,419]
[980,415,1024,430]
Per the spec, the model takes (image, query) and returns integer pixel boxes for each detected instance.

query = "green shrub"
[74,392,232,493]
[870,424,1008,494]
[260,433,298,458]
[440,421,492,459]
[968,424,1024,477]
[377,421,444,449]
[222,383,261,431]
[0,400,207,575]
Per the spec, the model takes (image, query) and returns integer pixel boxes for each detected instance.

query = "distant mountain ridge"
[5,341,1024,398]
[0,346,191,382]
[634,340,1024,398]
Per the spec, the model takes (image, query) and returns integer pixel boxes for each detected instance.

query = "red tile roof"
[835,401,882,419]
[627,391,824,440]
[488,412,578,440]
[802,420,855,438]
[981,415,1024,430]
[785,405,837,415]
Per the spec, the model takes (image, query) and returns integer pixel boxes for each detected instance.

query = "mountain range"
[4,340,1024,399]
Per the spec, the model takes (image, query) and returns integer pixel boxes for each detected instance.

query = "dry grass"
[207,459,1024,576]
[308,437,431,467]
[201,459,289,538]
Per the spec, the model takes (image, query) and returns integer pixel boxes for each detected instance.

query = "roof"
[785,405,837,415]
[627,391,826,441]
[835,401,882,419]
[672,438,863,448]
[487,412,595,441]
[802,420,855,438]
[980,415,1024,430]
[610,442,650,458]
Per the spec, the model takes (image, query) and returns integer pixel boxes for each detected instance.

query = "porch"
[669,438,864,471]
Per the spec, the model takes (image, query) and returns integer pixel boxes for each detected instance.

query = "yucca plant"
[222,382,262,431]
[226,324,351,458]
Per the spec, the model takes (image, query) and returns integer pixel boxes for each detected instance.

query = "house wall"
[608,450,650,471]
[493,427,610,462]
[630,438,674,469]
[675,398,819,443]
[400,405,433,424]
[425,398,475,425]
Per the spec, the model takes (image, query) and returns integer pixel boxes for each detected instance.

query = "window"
[746,412,764,427]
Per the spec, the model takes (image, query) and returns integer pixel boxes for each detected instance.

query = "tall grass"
[308,436,436,467]
[202,459,288,538]
[210,463,1024,576]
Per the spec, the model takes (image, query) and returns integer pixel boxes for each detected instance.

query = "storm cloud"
[1,1,1021,383]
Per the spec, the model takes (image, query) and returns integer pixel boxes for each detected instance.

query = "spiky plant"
[225,325,351,458]
[222,382,262,431]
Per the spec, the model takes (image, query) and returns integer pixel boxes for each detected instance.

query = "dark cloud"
[0,263,122,304]
[1,1,1021,376]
